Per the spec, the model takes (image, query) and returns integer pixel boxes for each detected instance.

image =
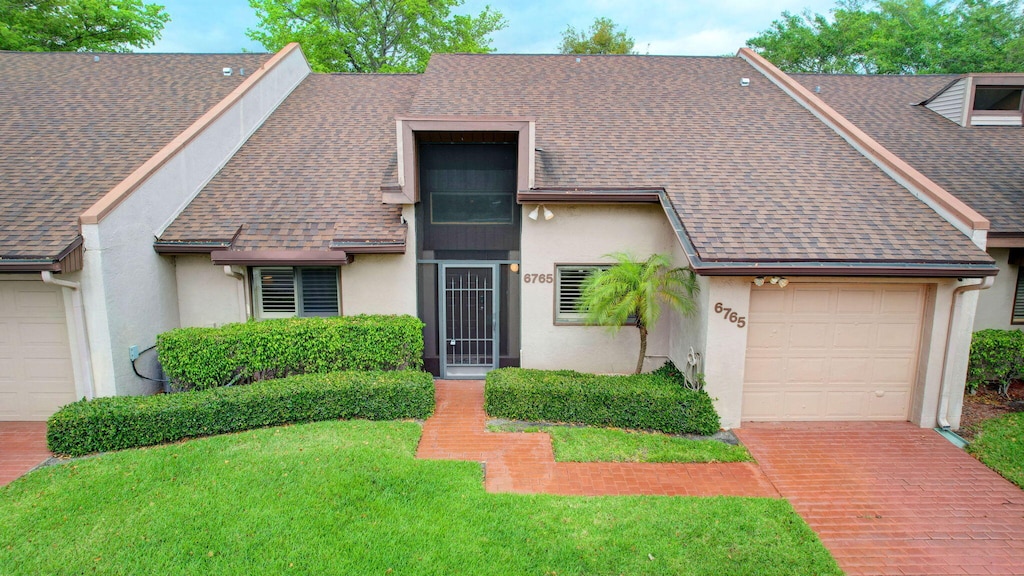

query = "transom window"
[253,267,339,319]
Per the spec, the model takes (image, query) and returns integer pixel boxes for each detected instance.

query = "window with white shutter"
[254,267,339,319]
[555,265,608,324]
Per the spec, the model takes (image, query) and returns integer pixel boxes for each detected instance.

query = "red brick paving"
[736,422,1024,576]
[0,421,51,487]
[416,380,779,497]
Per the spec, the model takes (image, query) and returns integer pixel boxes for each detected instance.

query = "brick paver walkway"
[416,380,778,497]
[0,421,51,487]
[736,422,1024,576]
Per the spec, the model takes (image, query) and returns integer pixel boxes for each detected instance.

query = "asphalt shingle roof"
[794,73,1024,237]
[160,74,420,251]
[0,51,272,261]
[407,54,989,264]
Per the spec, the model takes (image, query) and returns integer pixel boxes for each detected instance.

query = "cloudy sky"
[147,0,839,55]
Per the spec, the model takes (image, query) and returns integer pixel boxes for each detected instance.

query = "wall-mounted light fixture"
[754,276,788,288]
[528,205,554,221]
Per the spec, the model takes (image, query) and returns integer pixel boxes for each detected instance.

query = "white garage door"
[743,283,925,421]
[0,281,76,420]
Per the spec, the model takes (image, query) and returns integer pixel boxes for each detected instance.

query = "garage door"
[0,281,76,420]
[743,284,925,421]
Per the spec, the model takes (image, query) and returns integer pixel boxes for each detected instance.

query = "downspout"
[936,276,994,429]
[41,271,95,400]
[224,265,251,321]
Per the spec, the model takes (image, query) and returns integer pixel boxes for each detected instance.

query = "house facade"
[1,44,1015,430]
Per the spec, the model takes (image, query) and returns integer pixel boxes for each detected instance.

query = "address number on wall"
[714,302,746,328]
[523,273,554,284]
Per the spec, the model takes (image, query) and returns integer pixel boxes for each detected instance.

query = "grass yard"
[0,420,839,575]
[489,423,753,463]
[967,411,1024,489]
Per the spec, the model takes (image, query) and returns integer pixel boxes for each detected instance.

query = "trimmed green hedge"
[968,329,1024,394]
[484,368,720,435]
[157,315,425,390]
[47,371,435,456]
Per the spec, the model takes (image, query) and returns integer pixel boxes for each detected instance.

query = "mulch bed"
[959,380,1024,441]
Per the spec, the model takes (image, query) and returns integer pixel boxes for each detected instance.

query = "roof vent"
[575,57,581,63]
[93,55,100,62]
[223,67,233,76]
[239,67,245,76]
[740,77,750,87]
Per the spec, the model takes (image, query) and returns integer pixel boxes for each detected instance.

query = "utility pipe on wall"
[224,265,251,321]
[41,271,96,400]
[936,276,995,429]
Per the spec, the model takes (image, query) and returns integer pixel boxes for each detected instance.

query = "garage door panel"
[791,288,830,312]
[0,281,75,421]
[836,289,876,313]
[833,322,873,349]
[789,323,829,348]
[744,357,785,382]
[746,322,787,349]
[744,284,924,421]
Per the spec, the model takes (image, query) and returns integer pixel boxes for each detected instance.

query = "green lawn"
[968,411,1024,489]
[0,420,839,575]
[489,423,753,463]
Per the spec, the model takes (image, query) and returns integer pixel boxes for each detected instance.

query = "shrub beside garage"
[484,368,720,436]
[47,371,435,456]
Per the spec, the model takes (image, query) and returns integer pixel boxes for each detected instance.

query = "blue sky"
[147,0,838,55]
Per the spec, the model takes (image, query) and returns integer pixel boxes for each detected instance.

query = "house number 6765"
[714,302,746,328]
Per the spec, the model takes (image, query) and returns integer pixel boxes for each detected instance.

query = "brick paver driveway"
[0,422,51,487]
[736,422,1024,576]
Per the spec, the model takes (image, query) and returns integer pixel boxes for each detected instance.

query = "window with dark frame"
[253,266,339,319]
[973,87,1023,112]
[1013,266,1024,325]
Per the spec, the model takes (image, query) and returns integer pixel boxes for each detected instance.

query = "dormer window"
[973,87,1022,112]
[923,75,1024,127]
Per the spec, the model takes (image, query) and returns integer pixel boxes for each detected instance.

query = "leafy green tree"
[558,16,636,55]
[747,0,1024,74]
[247,0,506,73]
[579,252,699,375]
[0,0,169,52]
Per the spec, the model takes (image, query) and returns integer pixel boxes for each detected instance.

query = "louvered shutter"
[1013,270,1024,324]
[256,267,296,317]
[556,265,603,323]
[299,268,339,317]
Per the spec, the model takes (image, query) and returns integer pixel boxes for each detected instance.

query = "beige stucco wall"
[341,205,417,316]
[175,255,247,327]
[519,203,676,374]
[80,47,310,397]
[974,248,1020,331]
[700,277,754,429]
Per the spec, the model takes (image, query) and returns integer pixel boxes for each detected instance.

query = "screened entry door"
[440,264,499,378]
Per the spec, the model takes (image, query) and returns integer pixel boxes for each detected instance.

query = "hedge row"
[484,368,720,435]
[47,371,435,456]
[968,329,1024,394]
[157,315,424,390]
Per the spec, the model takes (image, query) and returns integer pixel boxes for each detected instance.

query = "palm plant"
[579,252,700,374]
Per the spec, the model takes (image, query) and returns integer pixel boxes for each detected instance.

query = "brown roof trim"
[0,236,84,273]
[658,191,997,279]
[519,188,662,203]
[919,76,966,106]
[738,48,990,234]
[80,43,304,226]
[987,235,1024,248]
[330,242,406,254]
[210,250,351,266]
[396,115,537,123]
[153,242,232,254]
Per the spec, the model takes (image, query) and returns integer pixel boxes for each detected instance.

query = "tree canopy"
[0,0,169,52]
[558,17,636,55]
[746,0,1024,74]
[246,0,506,73]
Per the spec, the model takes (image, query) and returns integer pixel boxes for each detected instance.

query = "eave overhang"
[210,250,352,266]
[0,236,84,273]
